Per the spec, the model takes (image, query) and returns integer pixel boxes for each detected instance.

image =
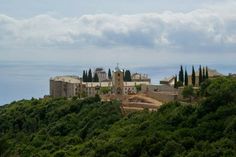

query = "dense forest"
[0,77,236,157]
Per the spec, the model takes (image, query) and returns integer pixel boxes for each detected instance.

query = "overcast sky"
[1,0,236,67]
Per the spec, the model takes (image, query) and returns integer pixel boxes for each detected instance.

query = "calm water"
[0,61,235,105]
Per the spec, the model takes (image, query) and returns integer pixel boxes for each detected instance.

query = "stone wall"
[50,80,63,97]
[147,91,178,103]
[50,80,81,98]
[141,84,178,93]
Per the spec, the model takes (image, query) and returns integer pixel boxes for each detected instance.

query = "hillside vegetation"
[0,77,236,157]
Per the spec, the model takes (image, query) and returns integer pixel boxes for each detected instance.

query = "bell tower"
[112,64,124,95]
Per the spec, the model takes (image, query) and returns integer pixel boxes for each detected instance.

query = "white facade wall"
[97,72,107,82]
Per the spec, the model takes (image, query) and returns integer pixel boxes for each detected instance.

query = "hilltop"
[0,77,236,157]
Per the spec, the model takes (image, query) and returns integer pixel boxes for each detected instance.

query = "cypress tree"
[123,69,125,81]
[178,65,184,86]
[202,66,206,81]
[174,75,178,88]
[82,70,85,82]
[93,73,99,82]
[181,65,184,83]
[128,70,132,81]
[206,66,209,79]
[88,69,92,82]
[185,69,188,86]
[178,71,181,85]
[192,66,196,86]
[124,71,126,81]
[85,70,88,82]
[199,65,202,85]
[108,68,112,80]
[124,70,131,81]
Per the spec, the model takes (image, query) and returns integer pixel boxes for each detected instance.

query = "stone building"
[85,82,112,97]
[160,76,175,86]
[141,84,179,102]
[50,66,151,98]
[112,66,124,95]
[50,76,83,98]
[131,73,151,83]
[94,68,107,82]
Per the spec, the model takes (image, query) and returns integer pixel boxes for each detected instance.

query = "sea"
[0,61,235,105]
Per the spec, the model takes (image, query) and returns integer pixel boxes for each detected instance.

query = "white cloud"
[0,5,236,53]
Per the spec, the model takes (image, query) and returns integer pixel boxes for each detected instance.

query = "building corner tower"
[112,65,124,95]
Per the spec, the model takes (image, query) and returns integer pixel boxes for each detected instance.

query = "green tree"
[185,69,188,86]
[100,87,111,94]
[176,81,184,88]
[199,77,236,114]
[174,75,178,88]
[88,69,92,82]
[199,65,203,85]
[82,70,86,82]
[0,138,9,156]
[182,85,195,102]
[160,140,184,157]
[203,67,206,81]
[206,66,209,79]
[93,73,99,82]
[1,78,236,156]
[135,84,141,92]
[83,70,88,82]
[192,66,196,86]
[123,70,125,80]
[179,65,184,86]
[53,150,66,157]
[85,70,88,82]
[124,70,131,81]
[108,69,112,80]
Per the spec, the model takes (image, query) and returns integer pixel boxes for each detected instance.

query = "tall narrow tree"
[202,66,206,81]
[82,70,86,82]
[178,65,184,86]
[93,73,99,82]
[206,66,209,79]
[85,70,88,82]
[108,68,112,80]
[124,70,131,81]
[192,66,196,86]
[123,69,125,81]
[128,70,132,81]
[88,69,92,82]
[185,69,188,86]
[199,65,202,85]
[174,75,178,89]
